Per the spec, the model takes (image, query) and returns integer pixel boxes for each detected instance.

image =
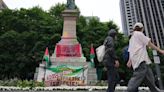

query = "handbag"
[96,45,105,62]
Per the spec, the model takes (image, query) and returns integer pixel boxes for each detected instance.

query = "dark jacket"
[103,29,118,68]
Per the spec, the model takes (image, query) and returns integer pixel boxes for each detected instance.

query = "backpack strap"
[103,38,108,46]
[103,37,112,55]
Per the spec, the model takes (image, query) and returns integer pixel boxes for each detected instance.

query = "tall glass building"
[120,0,164,48]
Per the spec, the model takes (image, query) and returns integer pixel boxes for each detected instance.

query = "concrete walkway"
[0,86,151,92]
[0,90,150,92]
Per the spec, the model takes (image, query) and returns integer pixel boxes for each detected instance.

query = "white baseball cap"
[133,22,144,29]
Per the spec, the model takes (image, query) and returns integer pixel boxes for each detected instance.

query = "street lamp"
[152,50,163,89]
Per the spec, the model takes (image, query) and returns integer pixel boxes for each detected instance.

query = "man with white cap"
[126,22,164,92]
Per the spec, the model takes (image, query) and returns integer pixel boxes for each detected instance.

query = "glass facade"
[120,0,164,48]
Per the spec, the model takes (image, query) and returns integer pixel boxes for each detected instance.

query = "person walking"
[127,22,164,92]
[103,29,120,92]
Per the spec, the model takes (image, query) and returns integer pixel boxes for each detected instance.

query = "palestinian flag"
[90,44,95,67]
[43,47,51,67]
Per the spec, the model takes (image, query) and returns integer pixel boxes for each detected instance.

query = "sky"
[3,0,122,32]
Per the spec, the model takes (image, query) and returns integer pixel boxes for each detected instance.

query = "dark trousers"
[127,62,160,92]
[106,67,119,92]
[96,67,103,81]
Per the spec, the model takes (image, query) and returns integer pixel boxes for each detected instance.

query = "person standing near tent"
[90,44,104,84]
[103,29,120,92]
[127,22,164,92]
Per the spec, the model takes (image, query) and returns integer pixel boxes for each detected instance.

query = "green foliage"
[49,3,65,17]
[0,79,44,87]
[0,79,18,86]
[17,80,44,87]
[0,6,64,79]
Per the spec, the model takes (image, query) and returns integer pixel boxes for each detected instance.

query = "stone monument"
[52,0,85,62]
[35,0,97,86]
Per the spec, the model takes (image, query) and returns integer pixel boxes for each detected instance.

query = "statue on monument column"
[67,0,75,9]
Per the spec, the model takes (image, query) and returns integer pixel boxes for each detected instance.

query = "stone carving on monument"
[35,0,97,86]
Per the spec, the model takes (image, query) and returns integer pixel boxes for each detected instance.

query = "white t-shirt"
[128,31,151,70]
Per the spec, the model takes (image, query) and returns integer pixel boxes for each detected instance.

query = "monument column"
[61,10,79,42]
[52,0,86,62]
